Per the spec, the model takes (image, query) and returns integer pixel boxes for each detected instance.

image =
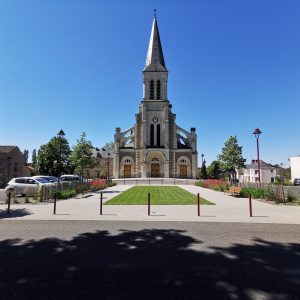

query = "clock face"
[153,117,158,123]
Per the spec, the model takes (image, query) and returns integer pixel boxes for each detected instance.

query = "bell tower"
[142,16,168,101]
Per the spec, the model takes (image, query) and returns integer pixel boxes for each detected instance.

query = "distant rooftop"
[0,146,17,154]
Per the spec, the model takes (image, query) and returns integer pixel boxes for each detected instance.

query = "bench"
[224,187,242,196]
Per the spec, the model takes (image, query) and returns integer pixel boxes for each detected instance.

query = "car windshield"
[35,178,50,183]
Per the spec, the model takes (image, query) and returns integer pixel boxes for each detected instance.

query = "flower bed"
[196,180,229,192]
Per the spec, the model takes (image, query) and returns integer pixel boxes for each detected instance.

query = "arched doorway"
[151,158,160,177]
[145,151,165,178]
[177,156,191,178]
[120,156,135,178]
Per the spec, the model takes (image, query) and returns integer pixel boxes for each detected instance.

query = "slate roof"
[143,17,167,72]
[247,160,277,170]
[0,146,16,154]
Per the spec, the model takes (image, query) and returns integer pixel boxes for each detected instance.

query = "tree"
[103,141,115,149]
[207,160,221,179]
[199,159,207,179]
[69,132,95,177]
[32,149,37,172]
[23,149,29,165]
[218,136,246,182]
[37,132,72,176]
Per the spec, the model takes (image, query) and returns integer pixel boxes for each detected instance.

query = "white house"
[237,160,284,183]
[290,156,300,182]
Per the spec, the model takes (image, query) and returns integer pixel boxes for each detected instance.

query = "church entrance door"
[124,165,131,178]
[151,163,160,177]
[180,165,187,178]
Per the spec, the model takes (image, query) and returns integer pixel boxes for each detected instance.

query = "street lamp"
[107,152,111,182]
[253,128,262,184]
[201,153,204,179]
[57,129,65,188]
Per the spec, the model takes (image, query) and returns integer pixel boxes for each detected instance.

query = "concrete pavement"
[0,184,299,224]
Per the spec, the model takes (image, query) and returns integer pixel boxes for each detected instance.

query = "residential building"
[237,160,284,183]
[0,146,30,188]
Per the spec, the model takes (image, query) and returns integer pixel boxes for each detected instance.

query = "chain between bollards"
[53,192,57,215]
[148,192,150,216]
[249,193,252,217]
[197,193,200,216]
[100,192,103,215]
[7,193,11,214]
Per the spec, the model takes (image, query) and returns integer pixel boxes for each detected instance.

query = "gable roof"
[0,146,17,154]
[247,160,277,170]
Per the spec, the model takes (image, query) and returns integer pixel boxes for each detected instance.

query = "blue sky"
[0,0,299,166]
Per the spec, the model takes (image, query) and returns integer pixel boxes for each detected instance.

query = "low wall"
[283,186,300,199]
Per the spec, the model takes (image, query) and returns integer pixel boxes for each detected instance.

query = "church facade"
[113,17,198,179]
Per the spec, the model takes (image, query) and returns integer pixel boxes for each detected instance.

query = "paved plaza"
[0,184,299,224]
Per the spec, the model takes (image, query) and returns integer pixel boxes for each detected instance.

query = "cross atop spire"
[143,16,167,72]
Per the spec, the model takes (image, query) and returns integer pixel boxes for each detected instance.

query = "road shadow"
[0,229,299,299]
[0,208,32,219]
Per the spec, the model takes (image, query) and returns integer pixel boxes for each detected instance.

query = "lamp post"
[253,128,262,184]
[57,129,65,189]
[107,152,111,182]
[201,154,204,179]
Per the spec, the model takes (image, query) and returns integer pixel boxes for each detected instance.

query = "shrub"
[57,188,77,199]
[240,187,274,199]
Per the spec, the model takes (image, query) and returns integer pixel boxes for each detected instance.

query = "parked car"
[32,175,59,183]
[293,178,300,186]
[60,175,88,183]
[5,177,53,197]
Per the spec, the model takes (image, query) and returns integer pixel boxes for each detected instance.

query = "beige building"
[85,148,113,179]
[0,146,30,188]
[113,17,198,179]
[237,160,284,183]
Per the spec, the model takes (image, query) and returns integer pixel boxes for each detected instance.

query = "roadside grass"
[105,186,214,205]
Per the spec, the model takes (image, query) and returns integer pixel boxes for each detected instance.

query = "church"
[113,16,198,179]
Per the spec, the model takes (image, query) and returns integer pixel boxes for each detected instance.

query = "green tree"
[199,160,207,179]
[103,141,115,149]
[37,132,72,176]
[32,149,37,172]
[23,149,29,165]
[218,136,246,182]
[207,160,221,179]
[69,132,95,177]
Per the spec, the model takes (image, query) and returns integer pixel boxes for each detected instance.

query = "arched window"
[157,124,161,146]
[150,80,154,100]
[157,80,161,99]
[150,124,154,146]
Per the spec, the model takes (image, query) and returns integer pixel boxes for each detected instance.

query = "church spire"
[143,16,167,72]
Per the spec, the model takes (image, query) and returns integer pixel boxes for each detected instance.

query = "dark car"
[293,178,300,186]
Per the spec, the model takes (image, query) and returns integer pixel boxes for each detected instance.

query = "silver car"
[5,177,52,197]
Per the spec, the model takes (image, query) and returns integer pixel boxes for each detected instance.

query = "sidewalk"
[0,185,299,224]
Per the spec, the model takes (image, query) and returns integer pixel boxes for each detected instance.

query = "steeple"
[143,17,167,72]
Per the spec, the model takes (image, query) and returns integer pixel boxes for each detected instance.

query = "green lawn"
[105,186,214,205]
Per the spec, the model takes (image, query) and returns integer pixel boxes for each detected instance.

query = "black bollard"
[100,192,103,215]
[197,193,200,216]
[148,192,150,216]
[53,192,57,215]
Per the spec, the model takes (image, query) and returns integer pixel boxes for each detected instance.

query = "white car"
[5,177,53,197]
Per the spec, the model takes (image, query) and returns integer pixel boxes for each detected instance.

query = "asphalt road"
[0,221,299,300]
